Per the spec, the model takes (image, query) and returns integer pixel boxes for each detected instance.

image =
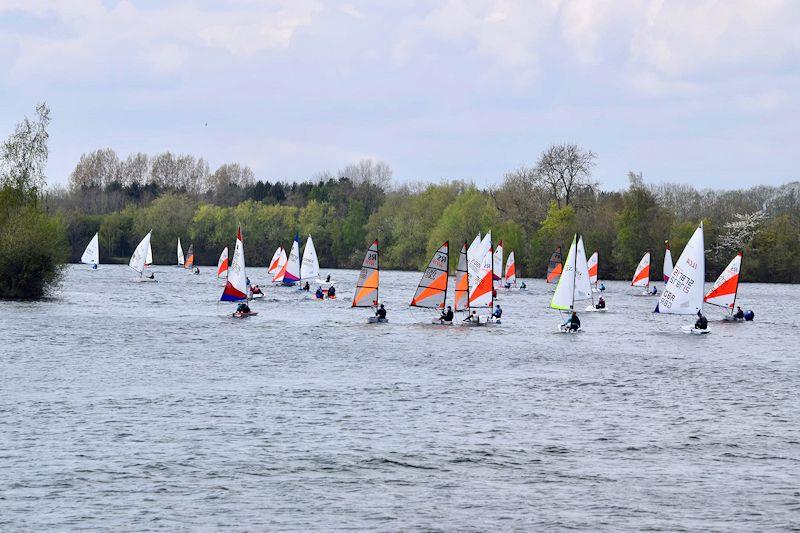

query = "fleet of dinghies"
[91,221,754,332]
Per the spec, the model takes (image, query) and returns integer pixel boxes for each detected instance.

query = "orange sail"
[411,242,449,308]
[546,246,562,283]
[352,240,380,307]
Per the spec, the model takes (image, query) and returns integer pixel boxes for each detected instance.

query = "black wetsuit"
[376,308,387,320]
[568,315,580,331]
[734,309,744,320]
[695,315,708,330]
[442,310,454,321]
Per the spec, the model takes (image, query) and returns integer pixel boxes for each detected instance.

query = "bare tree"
[119,153,150,186]
[535,143,597,207]
[339,159,392,190]
[69,148,120,190]
[1,102,51,194]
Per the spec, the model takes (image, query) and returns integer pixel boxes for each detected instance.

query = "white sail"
[145,241,153,266]
[268,246,283,275]
[129,231,152,275]
[493,240,503,282]
[551,235,577,310]
[663,241,673,282]
[631,251,651,288]
[217,247,229,278]
[300,235,320,280]
[505,251,516,286]
[283,235,302,284]
[469,245,494,309]
[574,236,593,303]
[80,233,100,265]
[704,252,742,310]
[468,232,491,293]
[177,238,185,266]
[221,226,248,301]
[587,251,598,286]
[656,224,705,315]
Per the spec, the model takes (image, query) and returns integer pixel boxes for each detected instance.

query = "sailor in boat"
[564,311,580,332]
[520,281,527,289]
[315,286,324,299]
[463,310,480,324]
[303,281,310,291]
[694,310,708,330]
[598,282,605,291]
[439,306,454,323]
[147,272,155,280]
[325,274,331,283]
[91,263,98,270]
[375,304,387,321]
[733,306,745,320]
[327,286,336,298]
[236,302,251,315]
[491,304,503,321]
[650,285,658,296]
[194,267,200,274]
[251,285,263,296]
[504,281,511,289]
[595,296,606,309]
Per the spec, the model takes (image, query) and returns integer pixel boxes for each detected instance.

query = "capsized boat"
[631,251,654,295]
[80,232,100,269]
[217,246,229,278]
[656,224,709,334]
[546,246,562,283]
[551,234,592,331]
[130,231,156,282]
[705,252,743,321]
[411,241,449,320]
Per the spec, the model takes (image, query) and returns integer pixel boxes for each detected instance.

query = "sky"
[0,0,798,190]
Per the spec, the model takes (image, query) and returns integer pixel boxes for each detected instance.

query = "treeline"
[47,144,800,283]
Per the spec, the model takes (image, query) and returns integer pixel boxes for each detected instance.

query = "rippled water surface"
[1,264,798,530]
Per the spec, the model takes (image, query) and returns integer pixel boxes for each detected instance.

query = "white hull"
[134,277,157,283]
[250,293,264,299]
[722,315,742,322]
[558,324,581,333]
[584,305,607,312]
[681,325,711,335]
[367,317,388,324]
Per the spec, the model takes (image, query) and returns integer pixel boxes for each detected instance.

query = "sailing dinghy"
[546,246,563,283]
[271,247,288,284]
[130,231,156,282]
[663,241,674,283]
[282,234,302,286]
[655,223,709,334]
[184,244,195,270]
[300,235,321,282]
[504,251,516,288]
[551,234,592,331]
[352,240,384,322]
[177,238,185,267]
[631,251,655,295]
[268,246,283,276]
[587,251,599,292]
[80,232,100,269]
[222,226,257,318]
[454,241,469,314]
[705,252,743,321]
[410,242,450,323]
[462,242,497,326]
[217,247,229,278]
[493,240,503,287]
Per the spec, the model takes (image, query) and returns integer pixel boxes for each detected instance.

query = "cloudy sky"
[1,0,798,189]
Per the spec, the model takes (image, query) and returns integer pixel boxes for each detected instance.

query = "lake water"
[1,264,798,530]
